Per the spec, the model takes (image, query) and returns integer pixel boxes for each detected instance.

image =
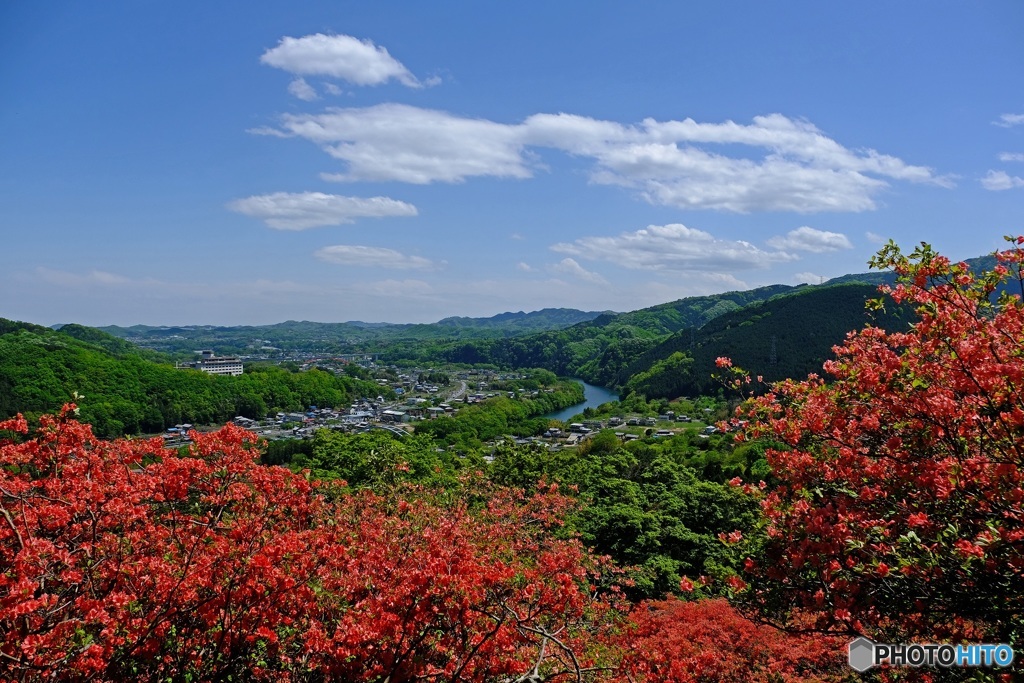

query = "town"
[164,356,721,453]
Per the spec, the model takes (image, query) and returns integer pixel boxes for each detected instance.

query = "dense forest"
[618,282,912,398]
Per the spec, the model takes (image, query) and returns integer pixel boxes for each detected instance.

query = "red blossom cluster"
[618,598,845,683]
[732,238,1024,646]
[1,405,853,681]
[0,408,621,681]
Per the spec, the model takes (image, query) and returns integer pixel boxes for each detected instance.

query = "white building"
[179,350,243,376]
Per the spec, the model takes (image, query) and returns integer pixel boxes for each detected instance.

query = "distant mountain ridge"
[437,308,608,328]
[96,309,606,357]
[31,250,1011,404]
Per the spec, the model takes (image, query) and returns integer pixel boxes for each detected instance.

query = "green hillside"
[618,283,911,399]
[0,319,384,437]
[391,284,803,383]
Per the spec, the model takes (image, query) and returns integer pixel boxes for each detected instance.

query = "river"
[543,380,619,422]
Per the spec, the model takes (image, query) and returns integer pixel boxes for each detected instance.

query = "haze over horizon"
[2,2,1023,327]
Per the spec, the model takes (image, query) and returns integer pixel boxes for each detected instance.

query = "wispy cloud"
[287,77,318,101]
[551,223,796,272]
[350,278,435,299]
[981,170,1024,191]
[865,231,888,245]
[550,257,607,284]
[35,267,137,287]
[766,226,852,253]
[999,152,1024,163]
[526,112,950,212]
[314,245,439,270]
[261,34,422,88]
[994,113,1024,128]
[264,105,948,213]
[227,191,417,229]
[290,104,532,184]
[17,267,444,325]
[793,271,826,284]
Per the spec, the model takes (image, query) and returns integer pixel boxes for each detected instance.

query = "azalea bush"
[618,598,846,683]
[0,409,624,681]
[724,237,1024,650]
[1,404,857,681]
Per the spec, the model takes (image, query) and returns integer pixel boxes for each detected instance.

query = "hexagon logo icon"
[848,637,875,672]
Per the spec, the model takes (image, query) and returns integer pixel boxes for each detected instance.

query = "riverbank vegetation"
[414,375,583,450]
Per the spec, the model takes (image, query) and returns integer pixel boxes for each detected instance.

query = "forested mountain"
[0,319,384,437]
[55,322,167,361]
[383,284,804,381]
[435,307,605,330]
[618,282,911,398]
[99,308,604,357]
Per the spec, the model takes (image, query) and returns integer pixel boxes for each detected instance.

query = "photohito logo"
[848,637,1014,672]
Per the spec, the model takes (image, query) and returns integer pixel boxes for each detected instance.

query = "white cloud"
[287,77,318,101]
[314,245,438,270]
[227,191,418,229]
[517,262,534,271]
[551,223,797,272]
[767,226,852,253]
[264,105,946,212]
[999,152,1024,163]
[280,104,532,184]
[520,112,633,154]
[595,148,888,213]
[550,257,608,284]
[261,34,421,87]
[530,112,949,212]
[865,231,888,245]
[981,170,1024,191]
[323,82,343,96]
[994,113,1024,128]
[681,271,749,290]
[793,271,826,284]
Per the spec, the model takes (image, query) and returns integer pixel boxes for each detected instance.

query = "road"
[448,380,467,400]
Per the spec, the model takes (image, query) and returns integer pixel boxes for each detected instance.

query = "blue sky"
[2,1,1023,326]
